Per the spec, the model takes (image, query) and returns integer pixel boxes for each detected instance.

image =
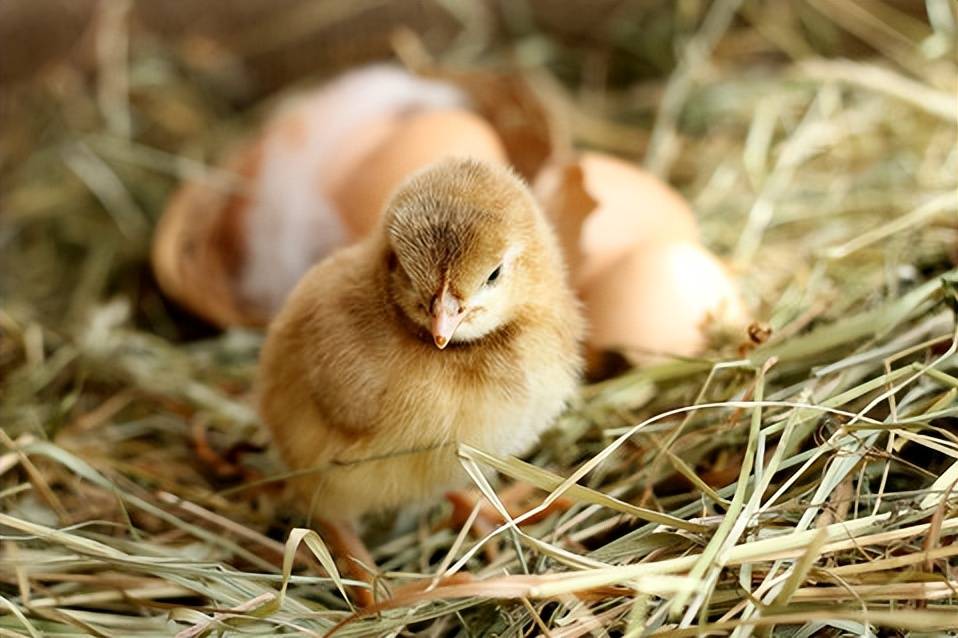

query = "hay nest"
[1,1,956,635]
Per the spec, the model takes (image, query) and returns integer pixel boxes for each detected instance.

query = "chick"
[257,158,583,578]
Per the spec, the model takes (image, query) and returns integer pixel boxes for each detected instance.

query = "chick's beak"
[430,288,463,350]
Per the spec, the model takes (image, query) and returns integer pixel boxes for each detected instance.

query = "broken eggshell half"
[534,151,700,291]
[151,63,548,328]
[582,239,748,366]
[534,151,747,367]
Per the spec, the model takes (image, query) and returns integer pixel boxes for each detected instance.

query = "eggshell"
[329,108,508,238]
[237,67,471,318]
[535,152,699,290]
[391,31,562,178]
[430,67,563,179]
[151,142,266,326]
[152,64,471,326]
[153,63,553,328]
[582,240,747,364]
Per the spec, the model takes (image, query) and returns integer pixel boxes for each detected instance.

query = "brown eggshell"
[433,69,565,180]
[151,142,268,327]
[391,31,565,180]
[152,64,472,327]
[535,152,699,290]
[582,240,747,365]
[329,108,508,238]
[317,113,402,212]
[152,62,559,329]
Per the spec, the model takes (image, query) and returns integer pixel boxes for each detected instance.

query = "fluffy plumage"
[257,158,583,522]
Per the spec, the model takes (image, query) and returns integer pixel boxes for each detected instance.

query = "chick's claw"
[316,519,381,608]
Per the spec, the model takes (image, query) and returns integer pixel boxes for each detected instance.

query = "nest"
[1,0,956,635]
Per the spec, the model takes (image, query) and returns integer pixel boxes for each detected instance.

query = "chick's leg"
[443,483,573,558]
[316,518,379,608]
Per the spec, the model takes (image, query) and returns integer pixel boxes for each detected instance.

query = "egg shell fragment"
[152,64,473,326]
[151,143,266,326]
[328,108,508,239]
[238,66,471,318]
[536,152,699,290]
[582,240,748,365]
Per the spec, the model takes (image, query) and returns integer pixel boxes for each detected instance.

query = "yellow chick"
[257,158,583,585]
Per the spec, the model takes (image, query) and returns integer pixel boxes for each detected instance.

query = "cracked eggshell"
[151,142,265,327]
[582,240,748,365]
[151,64,473,327]
[535,151,699,291]
[328,108,508,239]
[428,67,563,180]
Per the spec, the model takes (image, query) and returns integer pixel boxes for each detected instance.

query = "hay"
[1,1,956,635]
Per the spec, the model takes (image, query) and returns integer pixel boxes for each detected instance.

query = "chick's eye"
[485,264,502,285]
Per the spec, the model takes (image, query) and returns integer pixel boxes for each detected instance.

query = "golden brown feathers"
[257,158,583,521]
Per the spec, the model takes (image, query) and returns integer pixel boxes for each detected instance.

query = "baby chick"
[257,158,583,589]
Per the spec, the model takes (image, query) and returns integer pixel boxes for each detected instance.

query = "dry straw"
[1,0,957,635]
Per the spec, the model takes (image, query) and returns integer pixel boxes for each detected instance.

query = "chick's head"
[382,158,552,349]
